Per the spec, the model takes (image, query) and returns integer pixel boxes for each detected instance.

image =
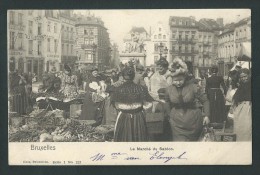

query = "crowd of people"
[9,57,251,142]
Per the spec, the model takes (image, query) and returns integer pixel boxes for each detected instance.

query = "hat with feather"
[169,58,188,77]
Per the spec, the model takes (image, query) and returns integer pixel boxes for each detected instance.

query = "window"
[154,43,158,52]
[47,22,51,32]
[179,35,182,40]
[67,27,69,38]
[154,35,157,39]
[85,51,92,61]
[185,35,188,41]
[185,45,188,52]
[38,41,42,55]
[179,45,182,52]
[163,35,166,39]
[18,13,23,25]
[158,34,162,39]
[67,44,69,54]
[62,44,64,52]
[17,33,23,50]
[54,39,57,53]
[71,45,73,54]
[38,23,42,35]
[47,38,50,52]
[10,11,15,24]
[185,21,188,26]
[9,32,15,49]
[159,28,161,32]
[54,23,57,33]
[70,28,73,40]
[28,21,33,35]
[172,31,176,39]
[28,40,33,54]
[84,29,87,35]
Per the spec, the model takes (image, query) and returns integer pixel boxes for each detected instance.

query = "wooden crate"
[215,133,236,142]
[146,112,164,134]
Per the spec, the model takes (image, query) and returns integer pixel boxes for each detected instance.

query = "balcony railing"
[9,23,25,31]
[176,38,197,44]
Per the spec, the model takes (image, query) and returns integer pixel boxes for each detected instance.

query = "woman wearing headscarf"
[111,66,154,142]
[60,64,78,99]
[232,68,251,141]
[205,65,227,123]
[164,58,210,141]
[80,67,105,123]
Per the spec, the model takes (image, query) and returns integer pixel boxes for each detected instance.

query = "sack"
[198,126,216,142]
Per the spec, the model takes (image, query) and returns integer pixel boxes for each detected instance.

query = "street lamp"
[158,42,168,59]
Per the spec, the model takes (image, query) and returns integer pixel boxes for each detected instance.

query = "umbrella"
[237,42,251,61]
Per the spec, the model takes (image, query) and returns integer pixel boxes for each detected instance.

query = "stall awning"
[237,42,251,61]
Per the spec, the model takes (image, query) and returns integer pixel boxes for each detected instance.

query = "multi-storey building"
[169,16,199,74]
[148,22,170,66]
[8,10,62,80]
[74,15,110,70]
[234,17,251,57]
[8,10,27,73]
[44,10,62,73]
[197,18,223,76]
[60,10,77,70]
[218,23,236,76]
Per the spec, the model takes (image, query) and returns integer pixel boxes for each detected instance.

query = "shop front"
[26,57,44,81]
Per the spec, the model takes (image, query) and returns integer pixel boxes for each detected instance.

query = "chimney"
[216,18,224,27]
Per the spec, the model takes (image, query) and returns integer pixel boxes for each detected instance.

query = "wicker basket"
[146,112,164,134]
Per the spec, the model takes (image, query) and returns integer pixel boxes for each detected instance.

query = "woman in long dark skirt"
[80,67,104,122]
[205,66,227,123]
[111,66,154,142]
[10,71,29,115]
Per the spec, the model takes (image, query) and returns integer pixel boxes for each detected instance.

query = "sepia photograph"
[7,9,252,165]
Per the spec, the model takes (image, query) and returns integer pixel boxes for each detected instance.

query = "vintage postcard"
[8,9,252,165]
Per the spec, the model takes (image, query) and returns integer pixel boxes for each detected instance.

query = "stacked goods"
[9,107,115,142]
[32,92,66,101]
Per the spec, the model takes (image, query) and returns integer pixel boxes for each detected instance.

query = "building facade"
[8,10,62,80]
[60,10,77,71]
[218,24,235,76]
[148,22,170,66]
[8,10,27,73]
[169,16,199,75]
[197,18,223,76]
[74,15,110,70]
[44,10,62,73]
[234,17,251,57]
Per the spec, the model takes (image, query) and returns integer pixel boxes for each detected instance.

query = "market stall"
[231,42,251,71]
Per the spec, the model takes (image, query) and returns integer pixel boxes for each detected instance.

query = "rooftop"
[199,18,223,30]
[75,15,106,29]
[235,17,251,27]
[130,27,148,34]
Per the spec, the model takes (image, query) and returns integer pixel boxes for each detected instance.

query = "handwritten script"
[90,150,187,163]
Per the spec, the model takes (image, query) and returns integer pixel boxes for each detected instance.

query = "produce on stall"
[9,108,114,142]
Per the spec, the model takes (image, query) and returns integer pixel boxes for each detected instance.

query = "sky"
[74,9,251,51]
